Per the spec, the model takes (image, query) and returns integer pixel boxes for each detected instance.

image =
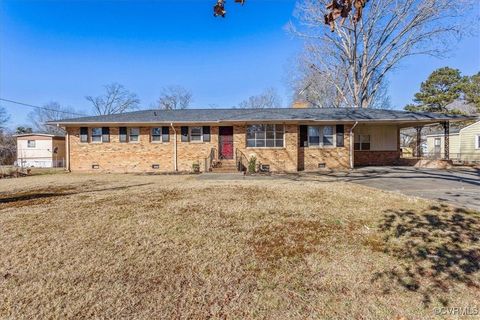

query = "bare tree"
[86,83,140,115]
[289,0,476,108]
[0,107,9,129]
[0,131,16,166]
[28,102,79,135]
[238,88,283,109]
[155,86,193,110]
[0,108,15,165]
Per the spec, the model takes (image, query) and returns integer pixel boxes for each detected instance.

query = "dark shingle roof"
[48,108,473,125]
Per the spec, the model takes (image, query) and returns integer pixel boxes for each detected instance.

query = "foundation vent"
[152,164,160,169]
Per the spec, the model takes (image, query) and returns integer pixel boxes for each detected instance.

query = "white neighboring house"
[15,133,66,168]
[426,120,480,163]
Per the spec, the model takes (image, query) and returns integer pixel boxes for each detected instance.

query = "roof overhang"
[49,117,473,127]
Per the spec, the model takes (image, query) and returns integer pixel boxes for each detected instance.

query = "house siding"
[16,135,63,168]
[425,121,480,161]
[353,124,400,166]
[426,135,460,157]
[458,121,480,161]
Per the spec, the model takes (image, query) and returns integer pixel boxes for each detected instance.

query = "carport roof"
[48,108,474,125]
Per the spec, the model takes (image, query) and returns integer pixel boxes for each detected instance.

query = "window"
[246,124,284,148]
[27,140,36,148]
[91,128,102,143]
[129,128,140,142]
[102,127,110,143]
[476,135,480,149]
[162,127,170,142]
[151,128,162,142]
[189,127,203,142]
[307,125,335,147]
[80,127,88,143]
[119,127,127,143]
[354,134,371,150]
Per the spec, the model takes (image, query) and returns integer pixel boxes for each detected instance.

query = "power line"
[0,98,86,117]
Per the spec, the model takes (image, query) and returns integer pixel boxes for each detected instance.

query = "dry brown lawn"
[0,173,479,319]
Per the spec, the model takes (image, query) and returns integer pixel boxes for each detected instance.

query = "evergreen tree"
[405,67,465,112]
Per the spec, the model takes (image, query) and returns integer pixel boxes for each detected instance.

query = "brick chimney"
[292,100,310,109]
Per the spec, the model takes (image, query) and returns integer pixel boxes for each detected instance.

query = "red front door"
[219,126,234,159]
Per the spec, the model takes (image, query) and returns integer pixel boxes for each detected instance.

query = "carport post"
[443,121,450,160]
[415,126,422,158]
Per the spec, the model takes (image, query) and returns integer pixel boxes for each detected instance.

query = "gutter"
[349,121,358,169]
[170,123,177,172]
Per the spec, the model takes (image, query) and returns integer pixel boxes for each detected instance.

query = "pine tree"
[405,67,465,112]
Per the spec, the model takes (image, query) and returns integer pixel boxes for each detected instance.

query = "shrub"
[248,156,256,174]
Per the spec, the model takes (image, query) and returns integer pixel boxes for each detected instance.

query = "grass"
[0,173,479,319]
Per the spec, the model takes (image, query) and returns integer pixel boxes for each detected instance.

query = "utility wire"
[0,98,86,117]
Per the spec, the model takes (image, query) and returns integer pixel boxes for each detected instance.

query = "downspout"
[170,123,177,171]
[349,122,358,169]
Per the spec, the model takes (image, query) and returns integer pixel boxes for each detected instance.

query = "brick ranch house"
[49,108,470,173]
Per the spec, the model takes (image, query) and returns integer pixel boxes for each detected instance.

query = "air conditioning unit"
[259,164,270,172]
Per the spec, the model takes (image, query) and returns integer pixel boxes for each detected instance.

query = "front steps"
[210,159,238,173]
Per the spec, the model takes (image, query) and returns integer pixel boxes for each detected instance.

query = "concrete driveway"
[198,166,480,211]
[326,166,480,211]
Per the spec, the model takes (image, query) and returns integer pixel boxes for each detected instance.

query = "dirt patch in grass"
[0,186,78,209]
[251,219,360,264]
[0,173,479,319]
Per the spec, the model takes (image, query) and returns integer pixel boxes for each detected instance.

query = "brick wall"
[233,124,298,172]
[354,151,401,166]
[300,124,352,171]
[67,123,400,173]
[67,126,218,173]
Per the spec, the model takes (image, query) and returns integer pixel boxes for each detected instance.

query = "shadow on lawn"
[0,183,153,207]
[371,204,480,306]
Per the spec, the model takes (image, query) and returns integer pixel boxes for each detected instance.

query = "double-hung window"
[91,128,102,143]
[189,127,203,142]
[80,127,88,143]
[119,127,127,143]
[307,126,334,147]
[354,134,371,150]
[129,128,140,142]
[27,140,36,148]
[246,124,284,148]
[151,128,162,142]
[476,135,480,149]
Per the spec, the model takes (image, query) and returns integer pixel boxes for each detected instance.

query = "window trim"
[151,127,162,143]
[80,127,89,143]
[119,127,128,143]
[354,134,371,151]
[91,127,103,143]
[306,125,336,148]
[246,124,285,149]
[129,127,140,143]
[27,140,36,148]
[189,126,203,143]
